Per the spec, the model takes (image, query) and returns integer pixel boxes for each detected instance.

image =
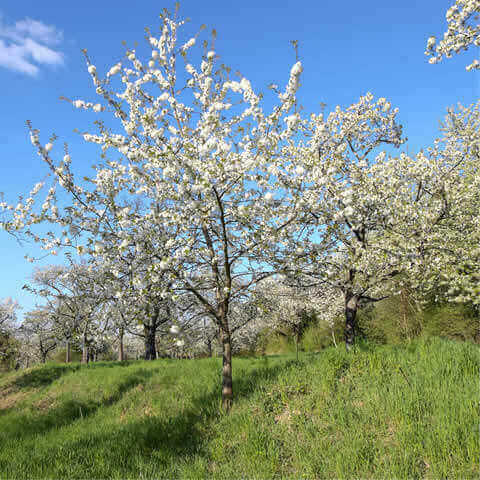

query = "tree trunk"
[41,352,47,363]
[219,322,233,412]
[331,328,338,348]
[82,334,89,364]
[401,289,411,341]
[144,324,157,360]
[118,328,125,362]
[295,334,299,361]
[345,291,358,351]
[66,341,71,363]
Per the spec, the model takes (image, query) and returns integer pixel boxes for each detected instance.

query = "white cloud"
[0,15,64,76]
[13,18,63,45]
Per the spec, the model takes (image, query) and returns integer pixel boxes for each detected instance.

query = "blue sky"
[0,0,478,319]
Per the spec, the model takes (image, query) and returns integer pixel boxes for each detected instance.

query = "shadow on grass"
[10,359,152,390]
[30,361,290,477]
[13,364,82,389]
[0,369,153,446]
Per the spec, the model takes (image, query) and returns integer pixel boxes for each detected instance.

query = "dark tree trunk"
[66,341,71,363]
[345,291,358,351]
[144,324,157,360]
[118,328,125,362]
[39,340,47,363]
[220,322,233,412]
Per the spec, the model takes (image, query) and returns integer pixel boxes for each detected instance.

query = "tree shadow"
[29,360,291,477]
[79,360,139,369]
[12,364,81,389]
[0,369,153,446]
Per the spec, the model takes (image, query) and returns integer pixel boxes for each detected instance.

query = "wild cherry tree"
[0,298,18,335]
[0,298,20,366]
[426,0,480,71]
[25,263,104,363]
[6,9,305,409]
[424,4,480,304]
[91,250,176,361]
[404,101,480,306]
[253,277,343,357]
[269,94,420,350]
[21,308,57,363]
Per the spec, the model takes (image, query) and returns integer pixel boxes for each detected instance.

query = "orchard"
[0,0,478,412]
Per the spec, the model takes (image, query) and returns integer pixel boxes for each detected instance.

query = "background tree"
[0,298,20,370]
[21,308,57,363]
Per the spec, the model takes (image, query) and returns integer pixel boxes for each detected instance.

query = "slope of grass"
[0,337,478,479]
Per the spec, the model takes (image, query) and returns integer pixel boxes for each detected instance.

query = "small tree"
[6,8,304,410]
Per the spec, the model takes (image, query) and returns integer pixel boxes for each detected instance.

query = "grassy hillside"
[0,337,478,479]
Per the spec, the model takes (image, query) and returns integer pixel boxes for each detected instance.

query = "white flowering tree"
[267,94,423,350]
[254,280,315,360]
[0,298,20,366]
[24,263,104,363]
[425,0,480,71]
[4,9,305,409]
[423,2,480,304]
[92,249,177,361]
[407,101,480,306]
[252,277,343,357]
[21,308,58,363]
[0,298,18,334]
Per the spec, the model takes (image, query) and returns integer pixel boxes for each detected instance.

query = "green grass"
[0,337,478,479]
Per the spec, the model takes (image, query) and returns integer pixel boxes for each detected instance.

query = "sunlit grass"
[0,337,478,478]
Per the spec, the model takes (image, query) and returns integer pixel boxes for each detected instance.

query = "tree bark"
[118,328,125,361]
[66,340,71,363]
[82,334,89,364]
[220,322,233,411]
[401,289,411,341]
[331,328,338,348]
[144,324,157,360]
[345,291,358,351]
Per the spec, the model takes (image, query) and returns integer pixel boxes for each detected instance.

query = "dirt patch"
[0,390,28,410]
[33,395,57,411]
[274,406,301,427]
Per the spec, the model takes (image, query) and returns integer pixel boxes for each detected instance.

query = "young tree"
[6,9,304,409]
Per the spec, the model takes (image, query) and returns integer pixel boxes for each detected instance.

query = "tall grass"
[0,337,477,478]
